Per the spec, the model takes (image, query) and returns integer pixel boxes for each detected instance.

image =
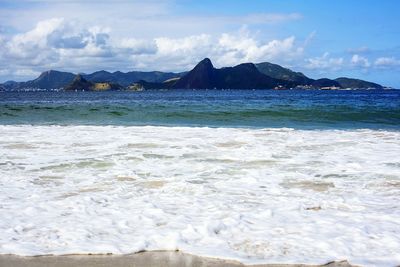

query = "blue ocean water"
[1,90,400,265]
[0,89,399,129]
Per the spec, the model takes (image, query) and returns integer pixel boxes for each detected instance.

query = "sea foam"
[0,125,399,266]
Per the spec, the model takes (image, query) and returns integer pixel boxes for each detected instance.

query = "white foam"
[0,125,399,266]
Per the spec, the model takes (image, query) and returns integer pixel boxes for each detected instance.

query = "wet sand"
[0,251,356,267]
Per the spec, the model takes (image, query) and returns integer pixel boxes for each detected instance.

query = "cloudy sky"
[0,0,399,87]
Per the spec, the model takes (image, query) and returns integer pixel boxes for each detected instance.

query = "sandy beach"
[0,251,356,267]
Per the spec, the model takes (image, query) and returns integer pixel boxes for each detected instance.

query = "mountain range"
[0,58,384,91]
[172,58,295,89]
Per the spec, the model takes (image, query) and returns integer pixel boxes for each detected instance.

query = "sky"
[0,0,399,87]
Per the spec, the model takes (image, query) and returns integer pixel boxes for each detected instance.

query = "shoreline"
[0,251,357,267]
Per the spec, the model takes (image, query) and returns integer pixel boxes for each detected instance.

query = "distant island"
[0,58,385,91]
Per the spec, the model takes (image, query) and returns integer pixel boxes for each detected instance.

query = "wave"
[0,125,399,266]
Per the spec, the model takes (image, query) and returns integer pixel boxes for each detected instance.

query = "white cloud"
[118,38,157,55]
[141,29,304,71]
[5,18,63,63]
[147,34,213,70]
[0,69,10,76]
[216,28,302,66]
[374,57,400,67]
[0,18,307,79]
[351,54,370,68]
[305,52,344,71]
[0,68,40,81]
[0,18,118,70]
[347,46,370,54]
[0,1,310,81]
[156,34,212,55]
[0,0,303,40]
[303,31,316,47]
[14,69,41,78]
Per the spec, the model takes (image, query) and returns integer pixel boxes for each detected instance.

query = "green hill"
[255,62,314,85]
[335,77,383,89]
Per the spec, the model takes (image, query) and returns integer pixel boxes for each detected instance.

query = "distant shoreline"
[0,58,386,91]
[0,87,395,92]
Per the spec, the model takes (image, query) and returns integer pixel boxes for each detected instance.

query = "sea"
[1,89,400,266]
